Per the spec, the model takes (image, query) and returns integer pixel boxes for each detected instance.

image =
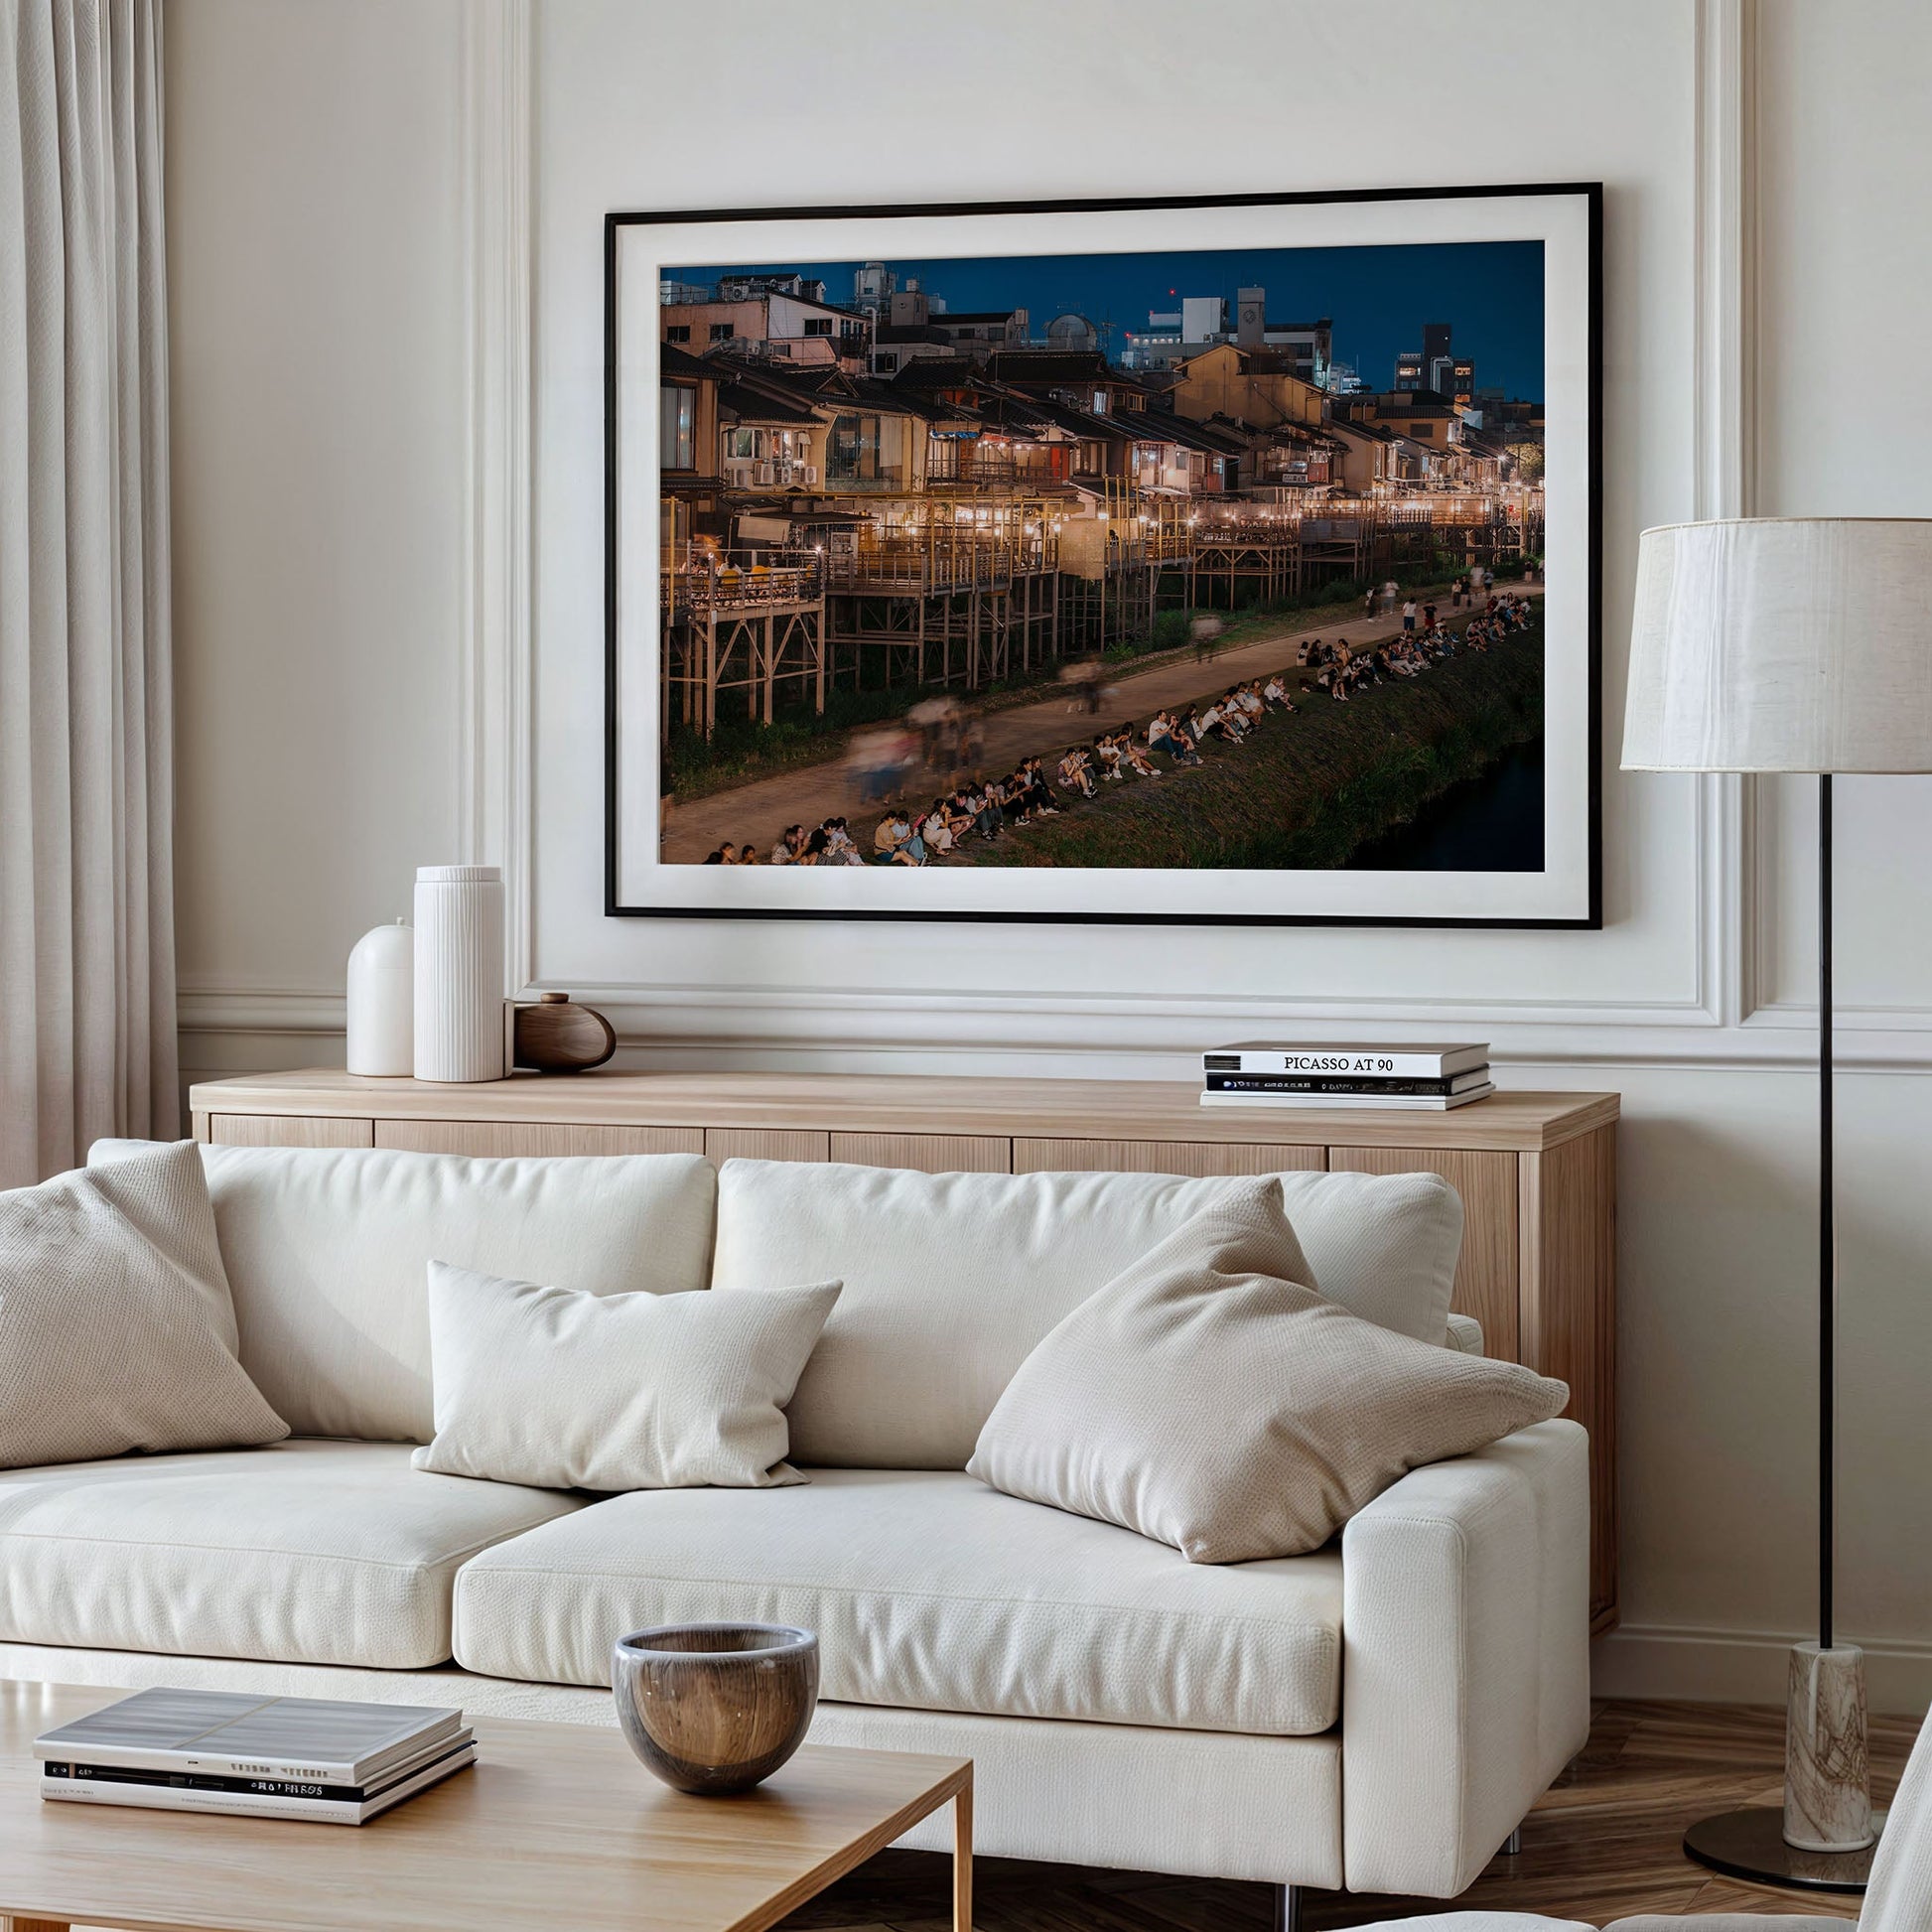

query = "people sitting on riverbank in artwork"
[873,811,923,865]
[712,589,1540,869]
[820,817,868,865]
[1147,711,1198,764]
[1022,758,1061,815]
[1058,747,1098,798]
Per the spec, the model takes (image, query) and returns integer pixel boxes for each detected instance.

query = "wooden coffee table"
[0,1681,973,1932]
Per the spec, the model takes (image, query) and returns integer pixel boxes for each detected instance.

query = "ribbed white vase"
[412,865,505,1082]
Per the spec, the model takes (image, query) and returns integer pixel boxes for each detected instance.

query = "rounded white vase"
[412,865,506,1083]
[345,918,414,1076]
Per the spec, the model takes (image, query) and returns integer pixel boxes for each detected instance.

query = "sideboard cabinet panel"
[1327,1146,1520,1359]
[705,1128,831,1165]
[207,1113,373,1150]
[1013,1139,1324,1176]
[373,1121,704,1158]
[827,1134,1011,1173]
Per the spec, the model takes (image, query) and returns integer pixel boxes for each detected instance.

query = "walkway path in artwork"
[660,585,1544,865]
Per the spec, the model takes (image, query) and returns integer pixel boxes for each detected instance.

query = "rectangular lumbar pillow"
[0,1143,289,1469]
[711,1159,1464,1470]
[967,1177,1567,1563]
[411,1262,841,1491]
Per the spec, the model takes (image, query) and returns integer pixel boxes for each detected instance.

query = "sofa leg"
[1271,1884,1302,1932]
[1503,1827,1523,1857]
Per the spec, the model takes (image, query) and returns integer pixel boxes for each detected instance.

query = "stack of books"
[38,1687,476,1825]
[1200,1041,1494,1111]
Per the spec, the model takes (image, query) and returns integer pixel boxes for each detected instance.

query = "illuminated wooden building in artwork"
[656,322,1546,737]
[821,496,1062,691]
[659,553,827,738]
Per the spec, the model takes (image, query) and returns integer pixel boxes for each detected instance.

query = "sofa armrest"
[1341,1418,1591,1898]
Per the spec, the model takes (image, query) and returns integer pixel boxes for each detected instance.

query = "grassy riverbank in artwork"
[968,619,1544,873]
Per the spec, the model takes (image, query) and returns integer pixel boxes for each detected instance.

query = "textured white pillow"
[411,1262,841,1491]
[968,1179,1568,1563]
[0,1144,289,1469]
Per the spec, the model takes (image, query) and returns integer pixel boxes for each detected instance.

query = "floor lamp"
[1623,516,1932,1893]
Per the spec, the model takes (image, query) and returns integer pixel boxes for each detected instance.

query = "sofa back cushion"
[90,1143,718,1444]
[710,1160,1462,1469]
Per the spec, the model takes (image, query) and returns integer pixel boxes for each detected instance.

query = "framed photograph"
[608,183,1599,926]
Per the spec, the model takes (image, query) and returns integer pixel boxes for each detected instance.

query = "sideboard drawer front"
[705,1128,831,1165]
[827,1133,1010,1173]
[207,1113,373,1149]
[1013,1138,1325,1177]
[373,1120,704,1158]
[1328,1147,1519,1358]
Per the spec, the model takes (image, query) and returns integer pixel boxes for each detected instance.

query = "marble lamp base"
[1683,1641,1879,1894]
[1785,1641,1875,1854]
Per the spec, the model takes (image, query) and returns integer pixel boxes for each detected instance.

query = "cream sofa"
[0,1143,1591,1910]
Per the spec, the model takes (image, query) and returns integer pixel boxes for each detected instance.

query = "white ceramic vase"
[345,919,414,1076]
[412,865,505,1083]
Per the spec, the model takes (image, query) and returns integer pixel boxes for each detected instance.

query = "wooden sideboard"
[190,1069,1619,1631]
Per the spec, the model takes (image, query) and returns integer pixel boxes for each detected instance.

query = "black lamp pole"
[1819,772,1834,1655]
[1681,769,1875,1894]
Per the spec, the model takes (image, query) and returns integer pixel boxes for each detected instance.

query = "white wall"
[167,0,1932,1708]
[168,0,468,1066]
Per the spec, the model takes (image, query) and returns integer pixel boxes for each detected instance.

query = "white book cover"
[36,1688,463,1784]
[1202,1041,1490,1078]
[1199,1084,1496,1112]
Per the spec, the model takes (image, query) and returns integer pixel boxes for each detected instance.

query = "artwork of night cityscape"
[650,240,1549,877]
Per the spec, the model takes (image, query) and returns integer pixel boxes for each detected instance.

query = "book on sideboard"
[1201,1082,1496,1112]
[1202,1041,1490,1080]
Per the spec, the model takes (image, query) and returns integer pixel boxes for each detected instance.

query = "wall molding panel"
[177,0,1932,1076]
[459,0,536,996]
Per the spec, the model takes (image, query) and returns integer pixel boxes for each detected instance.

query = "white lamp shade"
[1622,518,1932,772]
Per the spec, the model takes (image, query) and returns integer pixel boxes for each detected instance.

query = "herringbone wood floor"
[781,1701,1919,1932]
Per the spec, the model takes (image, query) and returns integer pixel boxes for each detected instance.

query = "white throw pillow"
[711,1159,1463,1469]
[0,1144,289,1469]
[968,1178,1568,1563]
[411,1262,841,1491]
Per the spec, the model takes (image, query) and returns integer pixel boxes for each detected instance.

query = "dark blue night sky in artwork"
[665,240,1545,400]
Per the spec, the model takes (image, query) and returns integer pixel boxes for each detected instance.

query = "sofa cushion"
[0,1439,584,1669]
[412,1263,840,1491]
[89,1142,718,1443]
[0,1144,288,1468]
[710,1160,1462,1467]
[452,1467,1342,1736]
[969,1179,1569,1563]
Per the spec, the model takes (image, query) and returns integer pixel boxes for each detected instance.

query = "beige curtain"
[0,0,176,1186]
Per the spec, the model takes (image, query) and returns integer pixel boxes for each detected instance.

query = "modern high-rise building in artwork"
[1394,322,1475,403]
[1121,290,1331,381]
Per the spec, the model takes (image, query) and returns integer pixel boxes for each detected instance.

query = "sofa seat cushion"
[0,1439,586,1669]
[452,1467,1342,1736]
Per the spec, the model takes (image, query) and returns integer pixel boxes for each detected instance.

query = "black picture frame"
[606,182,1601,928]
